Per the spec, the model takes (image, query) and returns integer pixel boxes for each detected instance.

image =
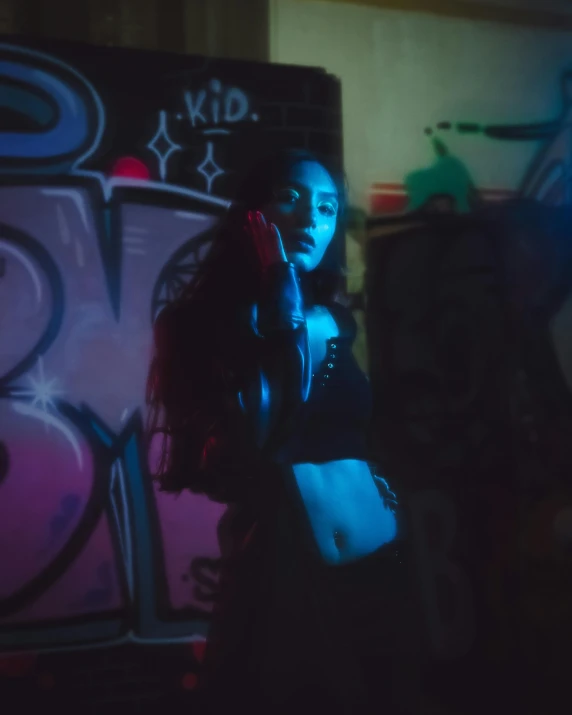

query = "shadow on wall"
[363,199,572,710]
[350,72,572,711]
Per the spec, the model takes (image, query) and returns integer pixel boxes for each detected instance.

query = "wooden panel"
[8,0,572,54]
[206,0,270,62]
[156,0,186,54]
[88,0,157,49]
[15,0,45,36]
[88,0,123,46]
[88,0,159,49]
[16,0,90,41]
[45,0,90,41]
[8,0,270,60]
[220,0,269,62]
[120,0,158,50]
[182,0,209,55]
[0,0,16,34]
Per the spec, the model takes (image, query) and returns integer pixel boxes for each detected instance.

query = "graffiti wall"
[0,37,342,661]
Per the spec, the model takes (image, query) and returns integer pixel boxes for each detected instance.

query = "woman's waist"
[289,459,400,562]
[289,458,377,512]
[291,457,371,477]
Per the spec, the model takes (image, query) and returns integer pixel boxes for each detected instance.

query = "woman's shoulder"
[324,301,357,341]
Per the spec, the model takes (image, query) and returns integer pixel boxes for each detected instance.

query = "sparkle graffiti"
[145,78,258,192]
[0,42,232,652]
[146,111,183,182]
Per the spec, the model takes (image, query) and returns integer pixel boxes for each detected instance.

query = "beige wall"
[270,0,572,210]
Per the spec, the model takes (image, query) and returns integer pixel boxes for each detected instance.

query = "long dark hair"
[146,149,347,496]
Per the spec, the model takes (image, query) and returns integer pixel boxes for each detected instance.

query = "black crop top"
[198,266,374,503]
[276,305,373,465]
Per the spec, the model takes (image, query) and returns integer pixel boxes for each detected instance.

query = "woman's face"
[261,160,339,272]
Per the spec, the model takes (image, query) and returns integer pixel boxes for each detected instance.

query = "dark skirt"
[198,468,414,715]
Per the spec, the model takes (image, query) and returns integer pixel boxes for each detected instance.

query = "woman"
[147,149,409,714]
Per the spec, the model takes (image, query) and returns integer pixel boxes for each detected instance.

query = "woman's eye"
[320,203,337,216]
[275,190,299,204]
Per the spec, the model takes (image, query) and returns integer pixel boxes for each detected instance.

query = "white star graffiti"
[197,141,225,194]
[13,356,64,415]
[147,110,183,182]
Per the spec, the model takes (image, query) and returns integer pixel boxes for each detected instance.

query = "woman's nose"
[296,202,318,228]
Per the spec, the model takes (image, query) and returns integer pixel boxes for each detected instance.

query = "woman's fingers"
[270,224,288,263]
[247,211,263,261]
[247,211,287,268]
[258,213,271,265]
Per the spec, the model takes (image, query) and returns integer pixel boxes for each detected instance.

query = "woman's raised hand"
[247,210,287,270]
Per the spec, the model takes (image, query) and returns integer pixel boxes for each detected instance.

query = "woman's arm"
[238,261,312,449]
[199,261,311,500]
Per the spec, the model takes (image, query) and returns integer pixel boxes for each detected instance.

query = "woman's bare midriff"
[292,459,398,565]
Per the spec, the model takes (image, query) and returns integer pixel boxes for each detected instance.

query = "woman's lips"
[287,233,315,253]
[289,239,314,253]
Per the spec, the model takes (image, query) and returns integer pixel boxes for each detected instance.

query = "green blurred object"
[405,138,477,214]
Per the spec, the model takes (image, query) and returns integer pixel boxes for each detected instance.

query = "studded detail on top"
[313,338,340,387]
[277,318,372,464]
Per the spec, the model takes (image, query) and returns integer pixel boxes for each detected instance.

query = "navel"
[333,529,345,550]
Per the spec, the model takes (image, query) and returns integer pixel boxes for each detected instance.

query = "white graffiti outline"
[41,188,91,232]
[0,43,106,170]
[81,172,231,206]
[146,110,183,182]
[197,141,225,194]
[109,458,134,601]
[12,401,84,471]
[0,239,43,303]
